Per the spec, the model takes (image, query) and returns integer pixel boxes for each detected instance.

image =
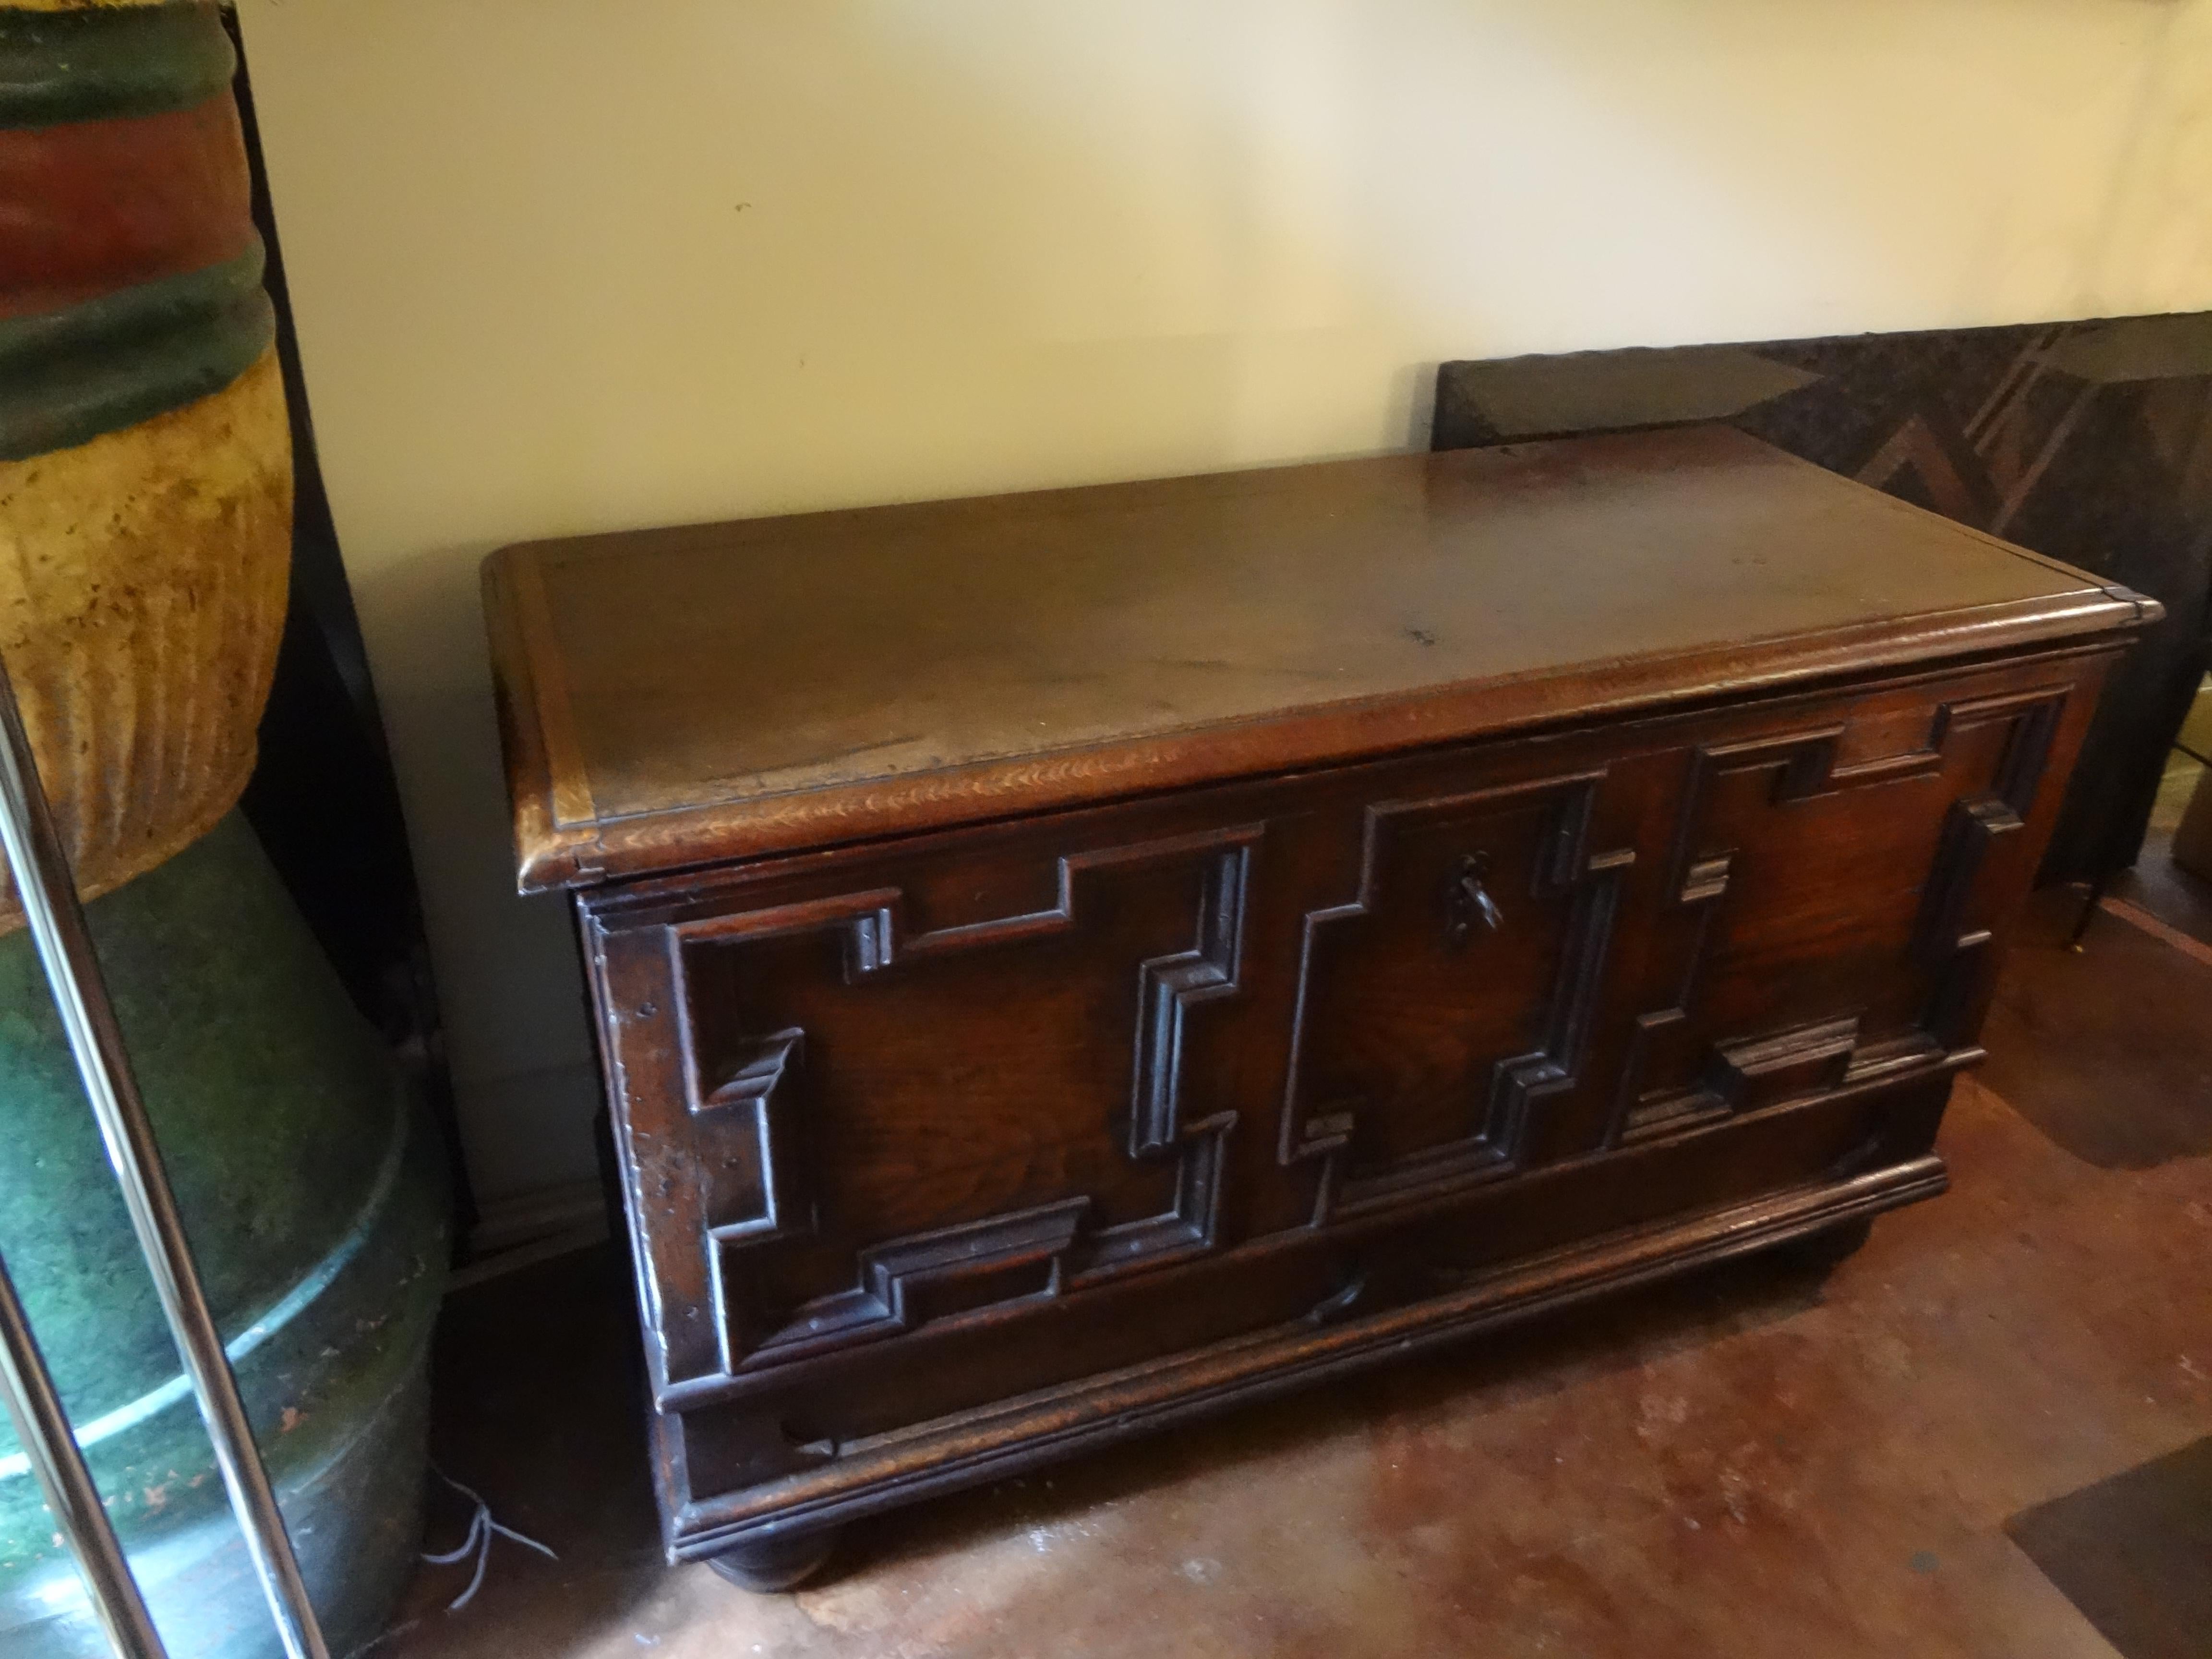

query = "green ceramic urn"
[0,817,448,1656]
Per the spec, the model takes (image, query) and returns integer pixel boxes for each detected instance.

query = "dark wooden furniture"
[484,426,2154,1589]
[1432,316,2212,893]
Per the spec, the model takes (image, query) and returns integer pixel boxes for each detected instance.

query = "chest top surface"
[484,424,2149,891]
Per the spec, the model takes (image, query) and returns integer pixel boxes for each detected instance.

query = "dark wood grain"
[483,430,2154,1587]
[485,425,2147,892]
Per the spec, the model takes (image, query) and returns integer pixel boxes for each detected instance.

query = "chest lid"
[484,424,2151,892]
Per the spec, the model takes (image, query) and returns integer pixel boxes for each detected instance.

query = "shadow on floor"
[825,1233,1850,1589]
[388,1246,661,1647]
[399,1213,1851,1629]
[1981,882,2212,1169]
[2008,1435,2212,1659]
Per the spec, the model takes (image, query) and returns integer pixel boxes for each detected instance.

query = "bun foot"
[1783,1215,1875,1270]
[705,1527,839,1592]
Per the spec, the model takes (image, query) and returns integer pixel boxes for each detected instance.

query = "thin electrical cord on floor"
[420,1467,557,1611]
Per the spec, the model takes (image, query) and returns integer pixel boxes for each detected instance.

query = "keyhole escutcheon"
[1445,852,1503,948]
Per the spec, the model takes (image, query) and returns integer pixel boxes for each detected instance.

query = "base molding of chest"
[655,1097,1947,1563]
[663,1154,1943,1563]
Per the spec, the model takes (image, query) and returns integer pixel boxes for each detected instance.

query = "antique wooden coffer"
[485,427,2153,1588]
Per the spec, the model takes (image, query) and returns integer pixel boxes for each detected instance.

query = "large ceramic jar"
[0,0,289,933]
[0,4,446,1653]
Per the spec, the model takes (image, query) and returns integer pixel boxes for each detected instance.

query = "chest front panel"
[582,649,2104,1510]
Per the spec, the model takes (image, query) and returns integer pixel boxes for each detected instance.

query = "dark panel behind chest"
[1432,316,2212,884]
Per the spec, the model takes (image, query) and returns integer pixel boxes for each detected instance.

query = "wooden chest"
[484,426,2154,1588]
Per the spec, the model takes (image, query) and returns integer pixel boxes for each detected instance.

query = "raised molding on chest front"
[1278,770,1636,1226]
[1609,684,2069,1146]
[600,826,1261,1392]
[587,666,2089,1407]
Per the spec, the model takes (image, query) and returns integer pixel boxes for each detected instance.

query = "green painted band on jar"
[0,2,235,132]
[0,242,272,459]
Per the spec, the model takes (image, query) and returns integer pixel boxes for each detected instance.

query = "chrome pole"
[0,652,331,1659]
[0,1245,167,1659]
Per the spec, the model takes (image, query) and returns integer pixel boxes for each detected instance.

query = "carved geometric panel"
[692,1026,805,1240]
[1611,687,2066,1144]
[670,827,1255,1376]
[1280,772,1634,1225]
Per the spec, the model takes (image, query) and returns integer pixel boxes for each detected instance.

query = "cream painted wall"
[235,0,2212,1211]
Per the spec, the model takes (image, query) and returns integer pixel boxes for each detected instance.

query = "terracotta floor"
[369,853,2212,1659]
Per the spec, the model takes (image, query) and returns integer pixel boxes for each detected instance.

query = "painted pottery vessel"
[0,3,446,1652]
[0,815,448,1657]
[0,0,290,935]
